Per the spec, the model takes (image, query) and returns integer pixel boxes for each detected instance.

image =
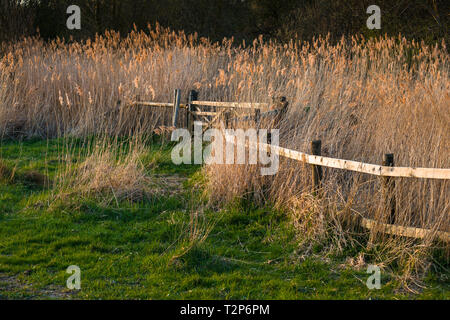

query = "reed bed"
[0,25,448,285]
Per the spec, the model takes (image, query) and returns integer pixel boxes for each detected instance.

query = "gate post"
[172,89,181,127]
[187,90,198,135]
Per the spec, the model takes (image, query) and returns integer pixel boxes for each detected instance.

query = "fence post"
[172,89,181,127]
[224,111,231,129]
[267,131,272,145]
[311,140,323,195]
[254,109,260,125]
[382,153,396,224]
[187,90,198,135]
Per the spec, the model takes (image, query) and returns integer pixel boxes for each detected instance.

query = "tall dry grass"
[0,26,448,284]
[53,135,154,207]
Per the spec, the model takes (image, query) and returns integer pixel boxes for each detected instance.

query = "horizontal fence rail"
[191,111,218,116]
[129,101,187,109]
[225,136,450,180]
[191,101,269,109]
[361,218,450,242]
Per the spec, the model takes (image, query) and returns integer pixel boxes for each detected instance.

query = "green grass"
[0,138,448,300]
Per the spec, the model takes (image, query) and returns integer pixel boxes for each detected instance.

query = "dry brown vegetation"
[0,25,448,285]
[53,136,155,206]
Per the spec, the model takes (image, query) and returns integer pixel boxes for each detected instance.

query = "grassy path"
[0,138,448,299]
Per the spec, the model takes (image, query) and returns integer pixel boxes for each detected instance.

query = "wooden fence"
[128,88,450,242]
[128,89,286,131]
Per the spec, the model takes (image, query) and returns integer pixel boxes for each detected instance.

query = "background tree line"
[1,0,448,44]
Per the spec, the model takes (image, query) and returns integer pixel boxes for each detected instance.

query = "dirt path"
[0,273,76,300]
